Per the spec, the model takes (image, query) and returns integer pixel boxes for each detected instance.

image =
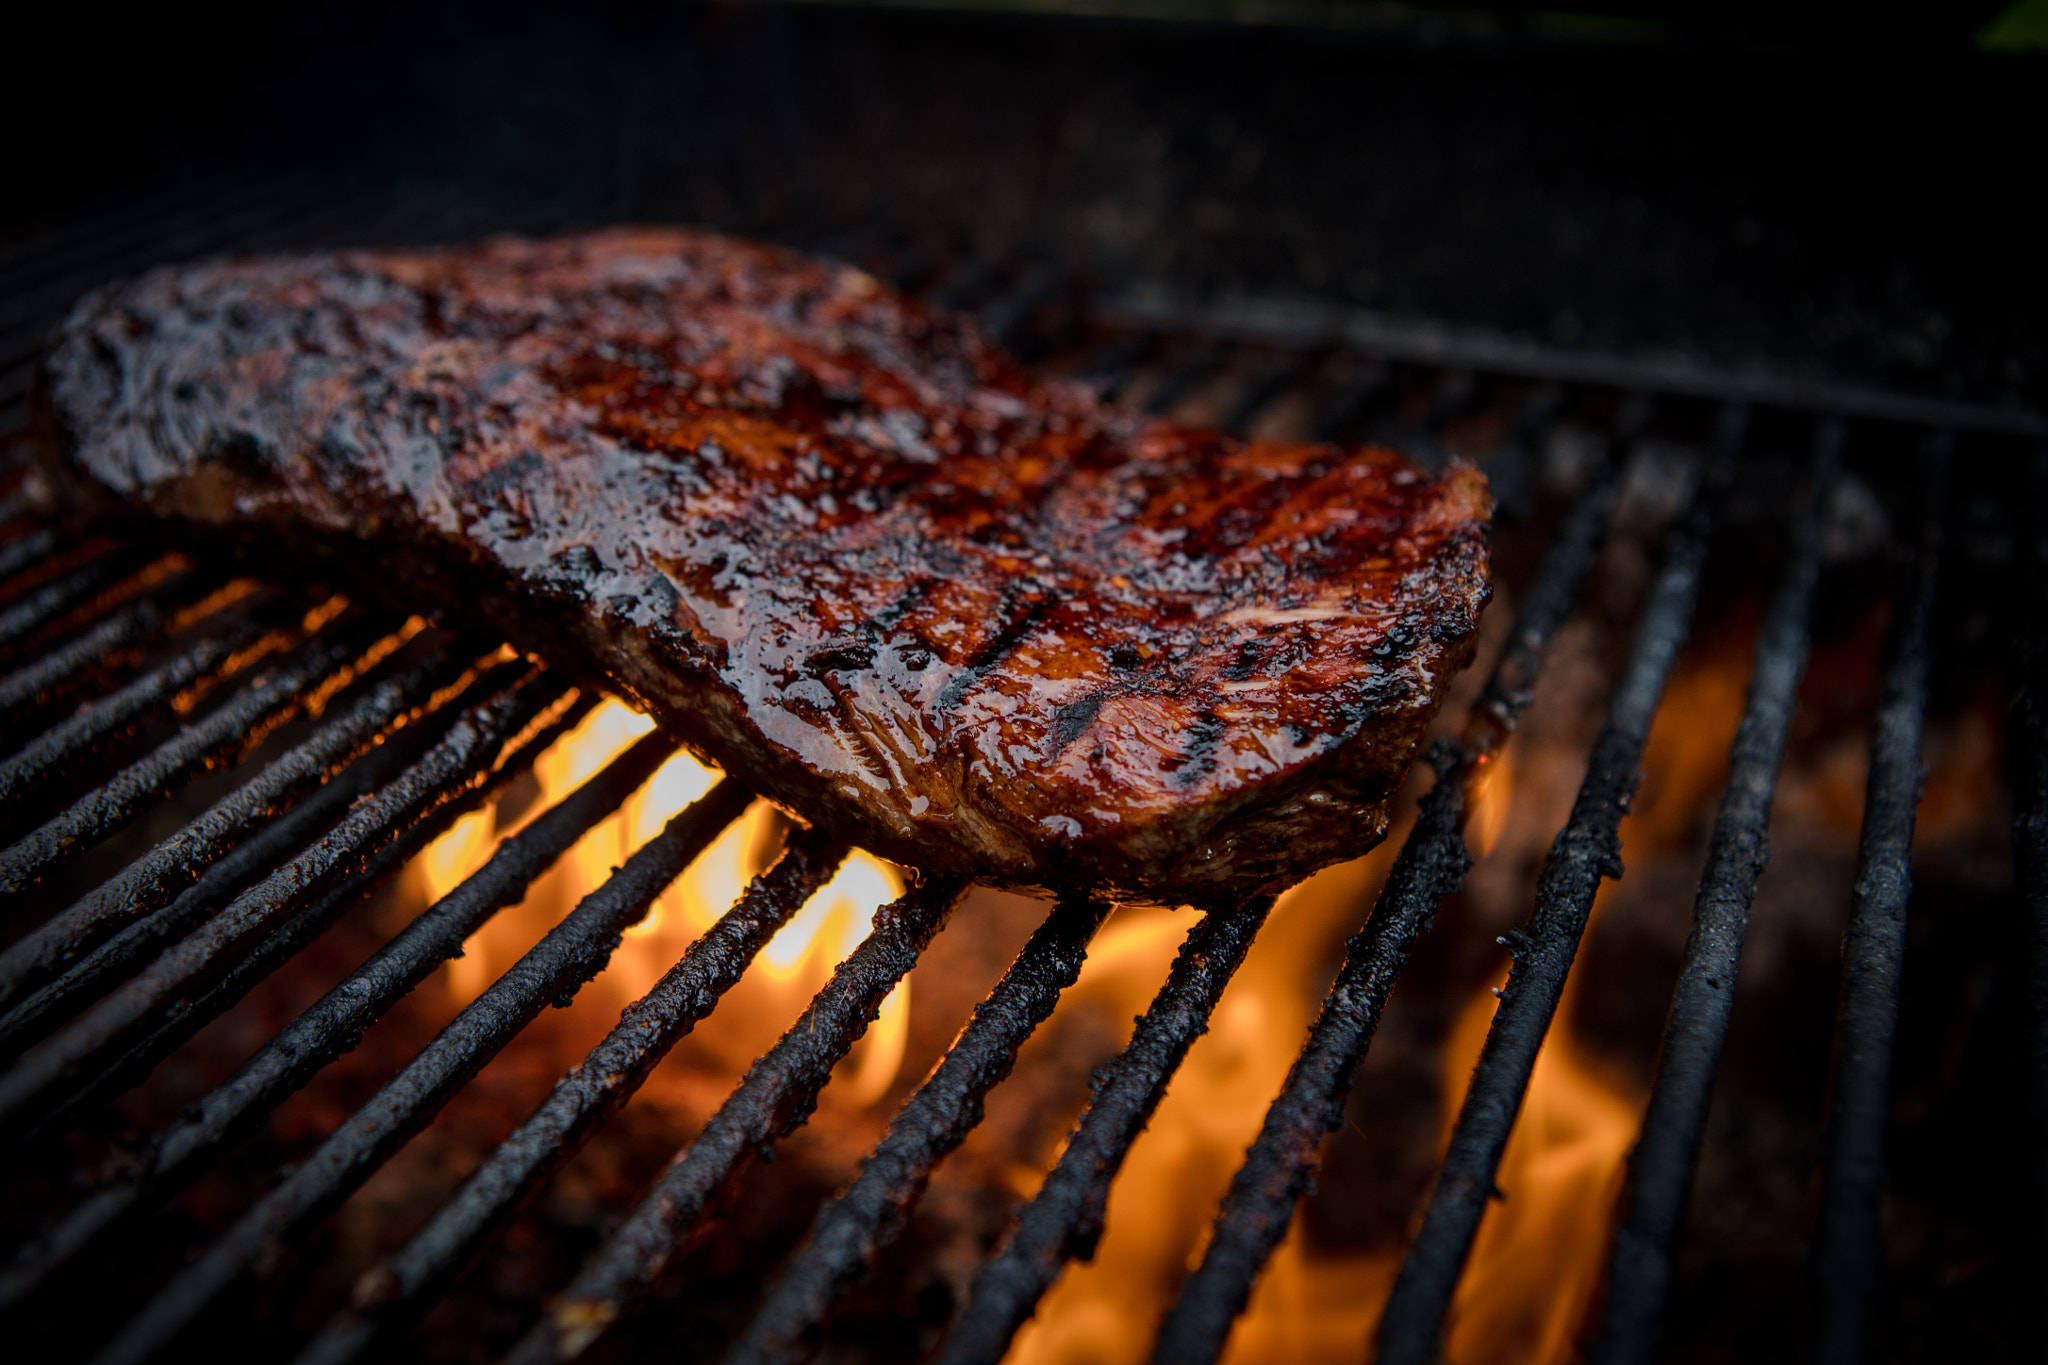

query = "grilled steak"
[36,229,1491,905]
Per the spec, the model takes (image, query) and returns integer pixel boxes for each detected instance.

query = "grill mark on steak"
[935,593,1055,715]
[37,228,1493,904]
[1171,709,1227,789]
[1048,691,1109,760]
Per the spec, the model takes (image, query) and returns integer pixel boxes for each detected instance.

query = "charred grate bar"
[731,889,1115,1365]
[1810,433,1947,1365]
[7,675,599,1152]
[0,610,401,894]
[0,663,572,1142]
[937,893,1278,1365]
[505,871,971,1365]
[0,727,685,1314]
[297,824,852,1365]
[1147,407,1636,1365]
[0,636,474,1013]
[0,642,499,1057]
[0,580,270,810]
[0,185,2041,1365]
[1583,419,1843,1365]
[87,777,755,1365]
[1371,410,1740,1365]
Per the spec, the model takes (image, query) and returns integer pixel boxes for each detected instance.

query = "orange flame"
[1001,728,1655,1365]
[1438,932,1640,1365]
[1466,746,1516,861]
[395,671,1675,1362]
[1007,845,1401,1365]
[410,697,908,1102]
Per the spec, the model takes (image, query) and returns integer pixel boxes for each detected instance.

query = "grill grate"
[1,176,2044,1365]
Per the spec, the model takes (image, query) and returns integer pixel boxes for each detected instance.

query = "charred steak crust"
[37,228,1492,905]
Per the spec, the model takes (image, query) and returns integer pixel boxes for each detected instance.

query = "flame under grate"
[0,180,2045,1365]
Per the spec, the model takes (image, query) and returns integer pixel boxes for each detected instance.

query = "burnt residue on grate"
[0,183,2040,1365]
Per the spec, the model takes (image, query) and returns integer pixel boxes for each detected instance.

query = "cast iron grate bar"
[935,892,1279,1365]
[1141,342,1228,417]
[0,663,566,1142]
[1308,358,1392,443]
[85,776,754,1365]
[0,526,59,584]
[729,890,1116,1365]
[1811,431,1947,1364]
[297,825,853,1365]
[1370,413,1748,1365]
[0,632,473,1015]
[1583,418,1845,1365]
[1218,349,1326,435]
[0,609,401,894]
[0,545,165,658]
[0,564,251,736]
[21,687,602,1151]
[0,587,283,810]
[1097,291,2048,440]
[1144,399,1646,1365]
[0,727,684,1315]
[0,596,162,732]
[0,643,496,1056]
[502,871,971,1365]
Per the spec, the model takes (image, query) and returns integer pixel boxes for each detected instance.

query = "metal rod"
[1584,418,1845,1365]
[0,727,680,1316]
[0,615,395,894]
[0,525,59,585]
[0,598,156,730]
[0,550,149,654]
[19,689,600,1148]
[1146,403,1650,1365]
[0,658,493,1056]
[502,872,971,1365]
[0,665,563,1141]
[1308,359,1391,443]
[935,891,1279,1365]
[0,612,269,808]
[1096,290,2048,440]
[0,638,474,1012]
[1370,421,1741,1365]
[1079,332,1157,405]
[730,891,1114,1365]
[293,827,850,1365]
[0,568,244,736]
[1811,433,1947,1364]
[1142,343,1228,417]
[83,776,753,1365]
[1218,350,1324,434]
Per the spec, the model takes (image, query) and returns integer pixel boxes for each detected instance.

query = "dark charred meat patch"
[37,228,1492,904]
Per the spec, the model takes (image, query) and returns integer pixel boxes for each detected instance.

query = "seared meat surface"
[38,229,1490,904]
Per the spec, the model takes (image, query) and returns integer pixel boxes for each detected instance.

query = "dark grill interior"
[3,6,2045,1365]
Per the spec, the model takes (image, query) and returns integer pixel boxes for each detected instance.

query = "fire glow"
[394,692,1673,1363]
[417,696,910,1104]
[1008,748,1640,1365]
